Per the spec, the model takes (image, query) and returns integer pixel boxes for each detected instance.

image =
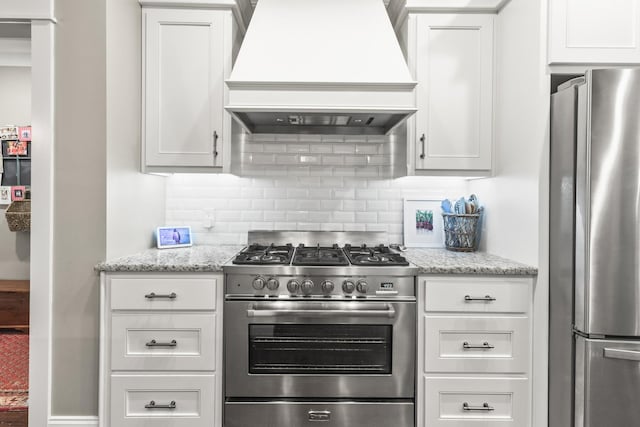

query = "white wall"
[166,133,469,243]
[106,0,165,258]
[468,0,549,426]
[51,0,106,415]
[0,66,31,280]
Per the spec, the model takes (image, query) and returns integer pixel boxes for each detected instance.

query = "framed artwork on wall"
[0,186,11,205]
[403,198,444,248]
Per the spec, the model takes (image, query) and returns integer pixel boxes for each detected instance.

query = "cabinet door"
[414,14,493,171]
[549,0,640,64]
[143,9,225,168]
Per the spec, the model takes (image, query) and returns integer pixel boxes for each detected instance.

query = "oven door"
[224,299,415,398]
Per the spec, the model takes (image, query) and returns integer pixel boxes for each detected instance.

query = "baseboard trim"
[49,415,99,426]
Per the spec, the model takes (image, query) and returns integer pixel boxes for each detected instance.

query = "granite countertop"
[95,245,244,273]
[96,245,537,276]
[402,248,537,276]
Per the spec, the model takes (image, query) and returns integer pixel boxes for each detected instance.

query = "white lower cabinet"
[110,374,216,427]
[418,276,533,427]
[100,273,223,427]
[423,377,529,426]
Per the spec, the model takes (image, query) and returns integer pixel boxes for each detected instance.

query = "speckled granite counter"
[95,245,244,273]
[402,248,537,276]
[96,245,536,276]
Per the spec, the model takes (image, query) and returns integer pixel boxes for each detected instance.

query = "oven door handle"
[247,304,396,318]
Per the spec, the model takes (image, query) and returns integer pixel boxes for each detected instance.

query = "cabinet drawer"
[424,316,529,373]
[111,313,216,371]
[424,278,529,313]
[110,277,216,311]
[424,377,529,426]
[110,374,215,427]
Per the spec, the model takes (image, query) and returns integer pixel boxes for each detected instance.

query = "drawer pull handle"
[144,292,177,300]
[464,295,496,302]
[145,400,176,409]
[462,402,494,411]
[145,339,177,347]
[463,341,495,350]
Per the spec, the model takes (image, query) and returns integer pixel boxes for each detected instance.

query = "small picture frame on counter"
[403,198,444,248]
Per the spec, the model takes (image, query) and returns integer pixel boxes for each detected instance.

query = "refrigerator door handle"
[603,348,640,362]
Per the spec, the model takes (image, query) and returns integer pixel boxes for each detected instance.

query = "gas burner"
[292,244,349,266]
[343,244,410,266]
[232,244,294,265]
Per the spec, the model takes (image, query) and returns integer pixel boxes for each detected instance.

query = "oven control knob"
[301,279,315,295]
[252,276,266,290]
[287,280,300,294]
[356,280,368,294]
[342,280,356,294]
[266,278,280,291]
[321,280,335,294]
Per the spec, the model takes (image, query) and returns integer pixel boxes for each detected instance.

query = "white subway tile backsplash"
[355,189,378,200]
[297,200,321,210]
[310,144,333,153]
[164,134,469,245]
[321,199,343,210]
[241,211,264,221]
[332,167,357,177]
[297,223,322,231]
[276,154,299,165]
[344,223,366,231]
[287,188,309,199]
[333,144,356,154]
[263,143,287,153]
[367,200,390,212]
[355,144,378,155]
[333,188,356,199]
[250,153,276,164]
[344,155,367,166]
[264,211,287,221]
[287,211,310,222]
[299,155,321,164]
[355,212,377,223]
[299,134,323,142]
[321,135,344,143]
[332,211,356,222]
[275,199,298,210]
[342,200,367,211]
[321,155,345,165]
[287,144,310,153]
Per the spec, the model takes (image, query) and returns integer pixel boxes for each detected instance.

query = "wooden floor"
[0,280,29,427]
[0,411,27,427]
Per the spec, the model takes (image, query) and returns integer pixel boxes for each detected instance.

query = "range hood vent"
[226,0,417,135]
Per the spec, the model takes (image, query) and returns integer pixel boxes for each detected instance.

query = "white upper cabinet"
[548,0,640,64]
[408,14,494,173]
[142,8,230,171]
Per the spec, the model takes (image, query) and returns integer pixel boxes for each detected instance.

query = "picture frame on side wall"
[403,198,444,248]
[0,186,11,205]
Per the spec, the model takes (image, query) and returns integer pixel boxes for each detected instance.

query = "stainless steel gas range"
[223,231,418,427]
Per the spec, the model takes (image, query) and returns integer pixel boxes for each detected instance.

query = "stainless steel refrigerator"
[550,68,640,427]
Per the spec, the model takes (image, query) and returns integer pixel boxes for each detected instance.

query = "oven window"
[248,324,392,374]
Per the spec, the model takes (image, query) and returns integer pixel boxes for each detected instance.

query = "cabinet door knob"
[419,133,426,159]
[213,131,219,157]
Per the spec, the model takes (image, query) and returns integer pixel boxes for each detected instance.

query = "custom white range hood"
[226,0,417,135]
